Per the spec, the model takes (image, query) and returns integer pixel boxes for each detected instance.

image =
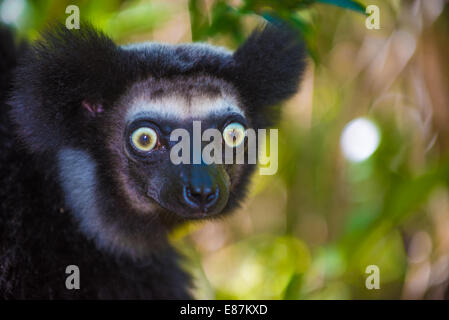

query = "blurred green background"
[2,0,449,299]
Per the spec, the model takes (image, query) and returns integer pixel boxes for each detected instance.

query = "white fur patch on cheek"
[57,148,102,241]
[56,148,146,258]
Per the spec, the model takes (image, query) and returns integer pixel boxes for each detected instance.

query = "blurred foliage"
[3,0,449,299]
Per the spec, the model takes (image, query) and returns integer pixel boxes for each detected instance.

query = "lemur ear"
[10,23,130,152]
[16,23,129,106]
[231,23,307,126]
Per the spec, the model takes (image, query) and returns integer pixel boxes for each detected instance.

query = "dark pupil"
[139,134,150,146]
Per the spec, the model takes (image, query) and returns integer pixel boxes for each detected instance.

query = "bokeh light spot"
[0,0,25,25]
[340,117,380,162]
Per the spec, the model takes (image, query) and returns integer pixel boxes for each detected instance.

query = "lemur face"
[11,23,306,256]
[107,76,250,220]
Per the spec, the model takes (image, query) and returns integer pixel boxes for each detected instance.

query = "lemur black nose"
[183,185,218,211]
[181,163,221,213]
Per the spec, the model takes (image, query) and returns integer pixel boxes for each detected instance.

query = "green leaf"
[316,0,365,14]
[188,0,210,41]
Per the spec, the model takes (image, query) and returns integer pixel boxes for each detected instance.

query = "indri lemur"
[0,22,306,299]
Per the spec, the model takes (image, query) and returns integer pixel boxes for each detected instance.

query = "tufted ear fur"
[9,23,132,153]
[230,24,307,127]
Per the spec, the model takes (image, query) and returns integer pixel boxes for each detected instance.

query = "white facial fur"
[57,148,154,259]
[126,93,244,122]
[120,75,245,123]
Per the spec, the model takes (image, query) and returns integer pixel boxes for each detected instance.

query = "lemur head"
[10,23,306,257]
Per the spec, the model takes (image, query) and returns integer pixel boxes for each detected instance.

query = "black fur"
[232,25,306,127]
[0,22,306,299]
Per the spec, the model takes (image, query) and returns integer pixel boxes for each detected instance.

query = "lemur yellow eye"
[223,122,246,148]
[131,127,158,152]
